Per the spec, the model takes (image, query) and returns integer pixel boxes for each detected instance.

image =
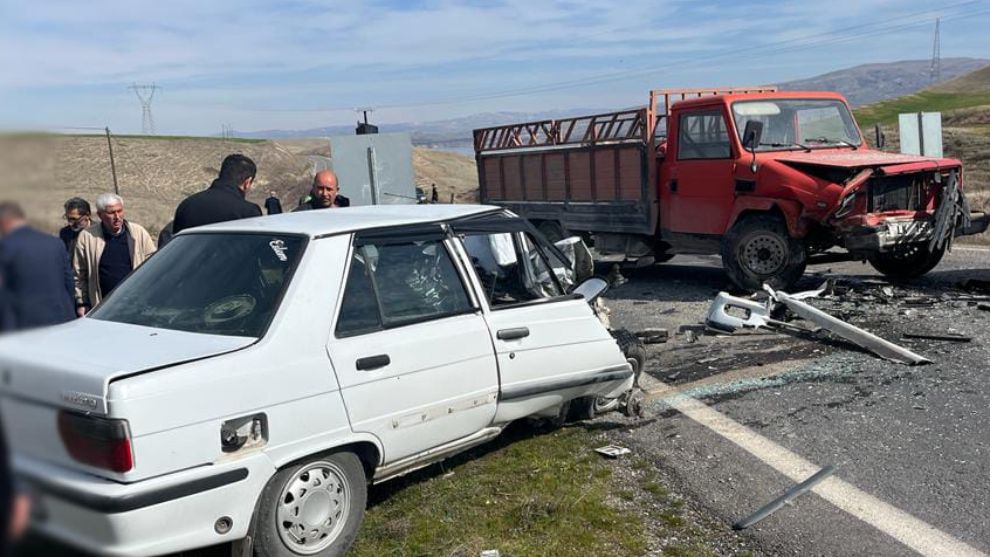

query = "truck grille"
[868,174,933,212]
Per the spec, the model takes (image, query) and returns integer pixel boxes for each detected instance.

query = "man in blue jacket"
[0,202,75,332]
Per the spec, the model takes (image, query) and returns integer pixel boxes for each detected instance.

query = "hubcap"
[742,234,787,275]
[277,461,350,555]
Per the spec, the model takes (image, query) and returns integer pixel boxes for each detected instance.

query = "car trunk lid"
[0,318,255,415]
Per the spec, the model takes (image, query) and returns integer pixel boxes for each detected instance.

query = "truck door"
[451,218,632,423]
[661,107,738,237]
[328,226,499,463]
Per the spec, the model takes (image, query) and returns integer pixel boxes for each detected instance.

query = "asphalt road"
[605,246,990,556]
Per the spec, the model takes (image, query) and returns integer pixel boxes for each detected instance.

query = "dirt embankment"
[0,135,480,237]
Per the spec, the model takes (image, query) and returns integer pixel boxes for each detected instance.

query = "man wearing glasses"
[58,197,91,254]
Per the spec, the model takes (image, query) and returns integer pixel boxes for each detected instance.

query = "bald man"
[294,170,350,212]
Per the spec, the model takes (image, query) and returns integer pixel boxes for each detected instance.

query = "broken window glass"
[336,239,472,337]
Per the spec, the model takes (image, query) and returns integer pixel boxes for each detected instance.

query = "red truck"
[473,87,988,290]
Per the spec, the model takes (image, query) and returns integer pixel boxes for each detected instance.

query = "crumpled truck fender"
[726,197,807,238]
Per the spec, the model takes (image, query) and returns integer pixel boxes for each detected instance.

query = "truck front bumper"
[843,212,989,253]
[15,453,275,557]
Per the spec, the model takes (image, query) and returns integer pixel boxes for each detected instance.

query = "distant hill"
[777,58,988,106]
[854,62,990,128]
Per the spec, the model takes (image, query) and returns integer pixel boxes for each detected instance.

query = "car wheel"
[252,452,367,557]
[722,214,806,292]
[576,329,645,419]
[868,244,945,280]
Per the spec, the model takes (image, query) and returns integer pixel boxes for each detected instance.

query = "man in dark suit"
[0,202,75,332]
[172,154,263,234]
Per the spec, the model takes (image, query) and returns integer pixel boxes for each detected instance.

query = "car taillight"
[57,411,134,473]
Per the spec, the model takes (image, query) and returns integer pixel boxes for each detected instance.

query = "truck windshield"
[732,99,862,151]
[90,233,305,338]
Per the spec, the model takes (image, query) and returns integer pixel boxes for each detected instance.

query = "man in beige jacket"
[72,193,156,316]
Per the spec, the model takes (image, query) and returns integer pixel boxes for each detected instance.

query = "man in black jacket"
[293,170,350,212]
[172,154,262,234]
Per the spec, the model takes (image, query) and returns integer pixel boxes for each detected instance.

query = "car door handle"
[356,354,391,371]
[669,179,678,193]
[497,327,530,341]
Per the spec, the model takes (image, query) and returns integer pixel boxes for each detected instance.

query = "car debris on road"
[732,465,837,530]
[701,282,932,365]
[594,445,632,459]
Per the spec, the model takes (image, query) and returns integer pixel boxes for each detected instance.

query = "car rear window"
[90,233,305,338]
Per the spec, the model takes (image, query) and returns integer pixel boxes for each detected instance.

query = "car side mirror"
[742,120,763,173]
[573,277,609,303]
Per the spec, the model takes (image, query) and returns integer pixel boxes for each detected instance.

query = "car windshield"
[90,233,305,338]
[732,99,862,151]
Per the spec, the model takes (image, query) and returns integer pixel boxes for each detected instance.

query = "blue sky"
[1,0,988,135]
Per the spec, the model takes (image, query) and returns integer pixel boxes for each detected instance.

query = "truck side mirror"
[742,120,763,173]
[742,120,763,150]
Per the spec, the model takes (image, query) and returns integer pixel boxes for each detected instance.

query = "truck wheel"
[575,329,645,418]
[722,215,806,292]
[868,244,945,280]
[252,452,367,557]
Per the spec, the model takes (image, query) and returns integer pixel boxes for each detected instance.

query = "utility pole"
[929,17,941,83]
[129,83,161,135]
[105,127,119,195]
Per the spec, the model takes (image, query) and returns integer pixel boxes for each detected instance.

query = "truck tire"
[251,451,367,557]
[868,244,945,280]
[575,329,645,419]
[721,214,806,292]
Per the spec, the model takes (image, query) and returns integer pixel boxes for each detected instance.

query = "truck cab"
[474,88,988,291]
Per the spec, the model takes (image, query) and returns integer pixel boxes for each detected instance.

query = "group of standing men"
[0,153,348,333]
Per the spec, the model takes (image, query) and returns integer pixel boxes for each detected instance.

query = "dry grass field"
[0,135,480,237]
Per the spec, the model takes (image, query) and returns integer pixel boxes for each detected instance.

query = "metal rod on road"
[732,465,837,530]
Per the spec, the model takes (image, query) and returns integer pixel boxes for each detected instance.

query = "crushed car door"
[451,217,631,423]
[328,225,499,463]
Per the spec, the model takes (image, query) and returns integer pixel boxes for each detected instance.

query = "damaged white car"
[0,205,640,557]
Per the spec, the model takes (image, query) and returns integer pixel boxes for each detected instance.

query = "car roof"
[179,204,503,238]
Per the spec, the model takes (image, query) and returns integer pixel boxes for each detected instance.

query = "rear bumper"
[16,453,274,557]
[842,212,988,252]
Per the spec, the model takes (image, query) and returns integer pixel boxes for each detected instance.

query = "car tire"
[576,329,645,419]
[722,214,806,292]
[251,451,367,557]
[868,244,945,280]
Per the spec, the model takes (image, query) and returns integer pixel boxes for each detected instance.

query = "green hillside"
[854,64,990,127]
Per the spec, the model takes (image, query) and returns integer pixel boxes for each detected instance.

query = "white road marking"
[647,382,988,557]
[953,246,990,253]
